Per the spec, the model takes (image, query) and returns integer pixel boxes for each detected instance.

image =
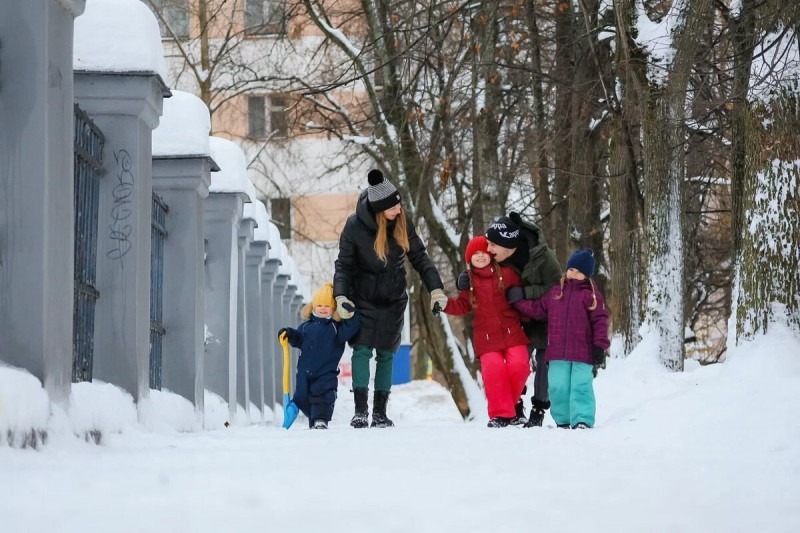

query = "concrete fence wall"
[0,1,305,431]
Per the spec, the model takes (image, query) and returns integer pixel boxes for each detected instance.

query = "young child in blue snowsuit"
[279,282,360,429]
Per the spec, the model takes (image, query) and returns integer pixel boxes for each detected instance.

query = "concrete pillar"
[152,156,214,409]
[271,274,289,407]
[73,71,167,401]
[236,218,255,419]
[0,0,86,404]
[260,259,279,415]
[245,241,268,421]
[203,192,245,421]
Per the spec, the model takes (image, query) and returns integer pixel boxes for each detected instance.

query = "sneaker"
[313,419,328,429]
[572,422,591,429]
[556,423,570,429]
[487,417,511,428]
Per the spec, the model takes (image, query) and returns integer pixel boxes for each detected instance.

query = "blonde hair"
[467,260,506,308]
[374,211,410,263]
[554,274,598,311]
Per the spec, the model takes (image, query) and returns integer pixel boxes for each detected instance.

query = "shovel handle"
[280,334,291,395]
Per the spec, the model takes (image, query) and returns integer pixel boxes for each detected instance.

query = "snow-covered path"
[3,331,800,533]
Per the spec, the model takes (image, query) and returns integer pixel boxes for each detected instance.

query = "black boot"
[350,387,369,428]
[370,390,395,428]
[509,399,528,426]
[487,417,511,428]
[524,398,550,428]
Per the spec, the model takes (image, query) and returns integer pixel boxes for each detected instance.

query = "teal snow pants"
[548,360,596,427]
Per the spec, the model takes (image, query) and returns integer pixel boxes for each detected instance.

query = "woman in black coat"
[334,169,447,428]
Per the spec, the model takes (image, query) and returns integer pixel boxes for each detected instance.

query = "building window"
[148,0,190,39]
[269,96,289,138]
[248,95,288,139]
[371,56,384,90]
[245,0,287,36]
[248,96,267,138]
[271,198,292,240]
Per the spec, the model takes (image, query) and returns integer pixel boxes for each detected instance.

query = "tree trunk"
[525,1,552,236]
[608,0,646,356]
[608,117,643,355]
[550,3,574,264]
[639,0,713,371]
[736,91,800,340]
[568,0,606,280]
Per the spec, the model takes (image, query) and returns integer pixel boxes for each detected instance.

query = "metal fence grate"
[149,193,169,389]
[72,105,105,383]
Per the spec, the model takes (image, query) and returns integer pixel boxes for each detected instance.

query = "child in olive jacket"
[512,250,609,429]
[279,282,360,429]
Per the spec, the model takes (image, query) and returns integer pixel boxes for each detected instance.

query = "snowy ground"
[2,327,800,533]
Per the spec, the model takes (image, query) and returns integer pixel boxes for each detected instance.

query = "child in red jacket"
[511,249,610,429]
[443,236,531,427]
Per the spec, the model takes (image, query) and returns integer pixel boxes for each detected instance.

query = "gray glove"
[335,296,355,319]
[430,288,448,313]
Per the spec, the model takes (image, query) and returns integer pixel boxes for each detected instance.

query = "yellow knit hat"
[312,282,336,309]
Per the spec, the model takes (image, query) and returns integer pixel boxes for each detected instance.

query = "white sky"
[2,323,800,532]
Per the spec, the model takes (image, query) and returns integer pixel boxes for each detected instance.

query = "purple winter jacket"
[514,278,610,364]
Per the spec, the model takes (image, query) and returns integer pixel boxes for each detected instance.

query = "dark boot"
[509,399,528,426]
[524,398,550,428]
[487,417,511,428]
[370,390,395,428]
[350,387,369,428]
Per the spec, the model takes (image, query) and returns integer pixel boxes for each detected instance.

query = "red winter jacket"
[514,278,610,364]
[444,264,529,357]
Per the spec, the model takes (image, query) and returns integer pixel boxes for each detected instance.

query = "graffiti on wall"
[107,149,134,260]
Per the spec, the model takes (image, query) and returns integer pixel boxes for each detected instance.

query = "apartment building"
[146,0,373,289]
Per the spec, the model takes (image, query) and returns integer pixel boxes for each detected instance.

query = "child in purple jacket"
[510,249,610,429]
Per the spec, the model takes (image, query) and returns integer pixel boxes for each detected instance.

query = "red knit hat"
[465,236,490,264]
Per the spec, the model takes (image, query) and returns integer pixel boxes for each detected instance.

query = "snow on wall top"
[208,137,254,201]
[278,242,292,276]
[267,223,283,254]
[152,91,211,157]
[243,201,270,242]
[74,0,167,79]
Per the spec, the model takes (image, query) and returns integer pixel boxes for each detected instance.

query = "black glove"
[278,327,296,340]
[592,347,607,377]
[456,270,470,291]
[505,286,525,304]
[340,302,355,313]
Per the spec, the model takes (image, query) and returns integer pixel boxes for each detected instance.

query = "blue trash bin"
[392,344,412,385]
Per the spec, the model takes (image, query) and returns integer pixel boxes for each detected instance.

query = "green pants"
[352,344,394,392]
[548,360,596,427]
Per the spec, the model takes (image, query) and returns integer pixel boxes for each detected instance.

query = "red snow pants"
[480,344,531,419]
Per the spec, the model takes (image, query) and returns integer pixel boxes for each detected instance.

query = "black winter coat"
[334,191,443,351]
